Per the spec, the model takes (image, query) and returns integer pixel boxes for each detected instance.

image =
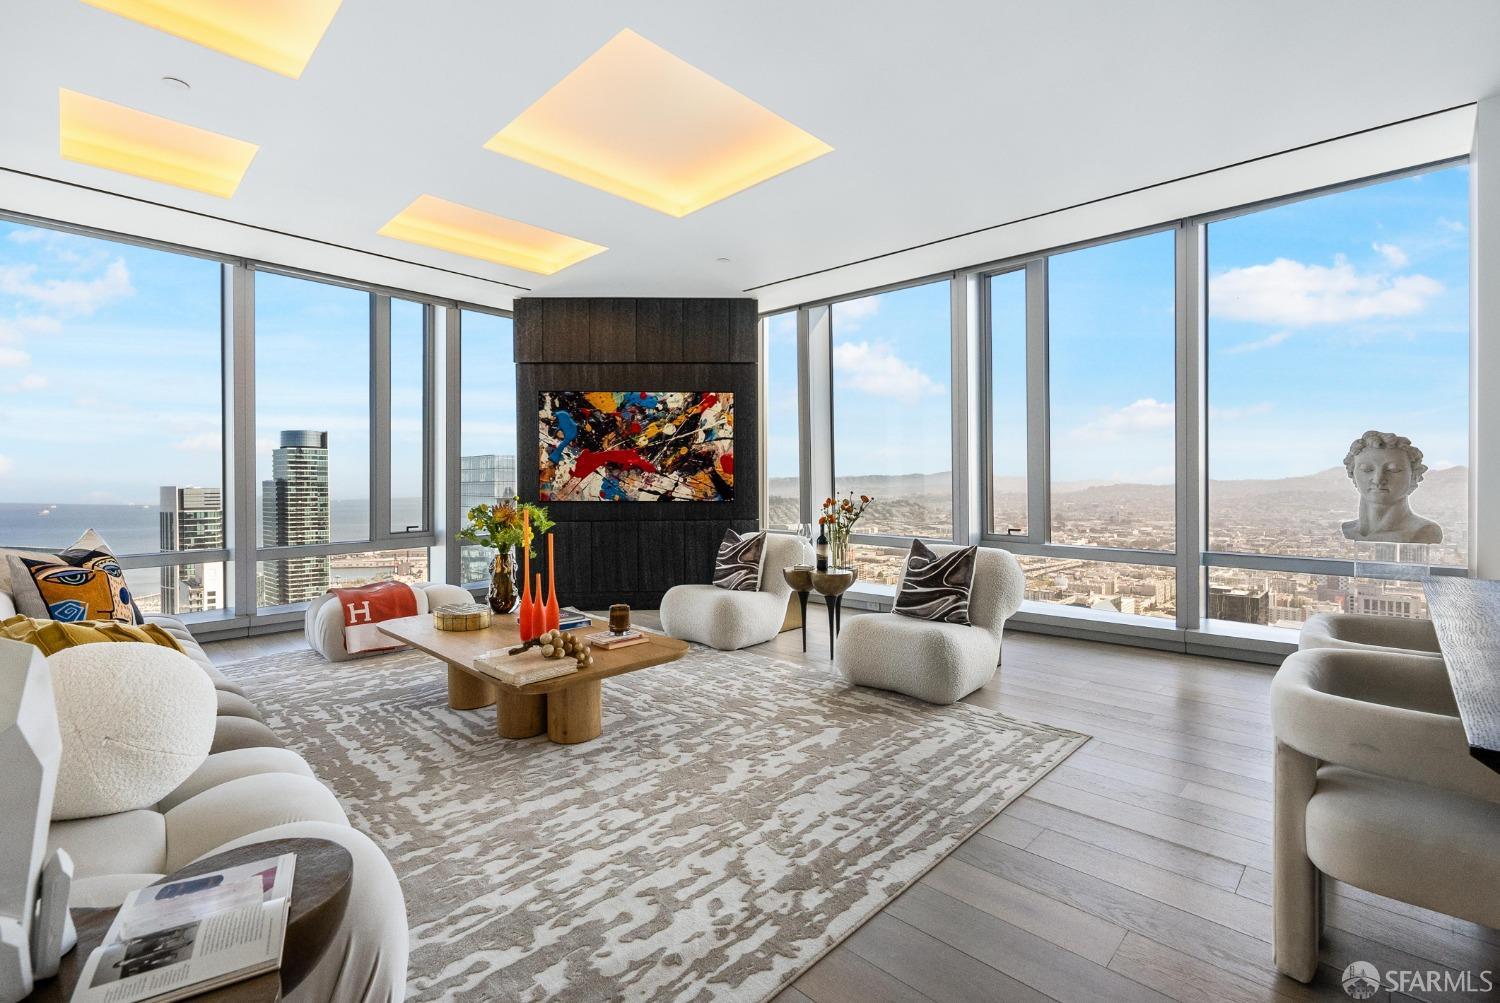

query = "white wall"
[1471,95,1500,578]
[0,169,519,310]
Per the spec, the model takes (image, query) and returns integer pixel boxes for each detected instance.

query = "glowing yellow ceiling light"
[59,89,258,198]
[80,0,343,78]
[378,195,607,275]
[485,29,832,217]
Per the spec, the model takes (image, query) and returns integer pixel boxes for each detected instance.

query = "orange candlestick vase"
[519,510,534,640]
[545,533,561,631]
[532,573,544,636]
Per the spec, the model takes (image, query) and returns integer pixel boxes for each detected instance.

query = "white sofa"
[1,590,409,1003]
[305,581,473,661]
[835,545,1024,705]
[1298,611,1442,658]
[660,533,813,651]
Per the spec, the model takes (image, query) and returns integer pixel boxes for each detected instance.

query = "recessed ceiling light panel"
[378,195,607,275]
[58,88,258,197]
[485,29,832,217]
[81,0,343,78]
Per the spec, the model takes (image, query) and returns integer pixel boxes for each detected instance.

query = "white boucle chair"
[305,581,474,661]
[1298,612,1441,658]
[660,533,813,651]
[1270,647,1500,982]
[835,545,1024,705]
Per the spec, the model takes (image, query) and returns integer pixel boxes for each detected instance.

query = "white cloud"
[0,455,11,475]
[173,432,221,452]
[1438,217,1466,233]
[1372,242,1408,268]
[0,258,134,315]
[1210,255,1442,326]
[0,346,30,367]
[5,228,47,245]
[1070,398,1174,440]
[831,340,942,403]
[18,373,48,391]
[832,295,881,333]
[1223,329,1292,355]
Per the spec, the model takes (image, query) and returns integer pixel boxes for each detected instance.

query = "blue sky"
[0,163,1469,504]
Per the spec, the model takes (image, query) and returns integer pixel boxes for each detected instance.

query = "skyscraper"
[460,453,516,582]
[159,485,224,614]
[259,430,331,606]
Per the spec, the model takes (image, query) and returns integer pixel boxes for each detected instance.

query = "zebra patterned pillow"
[712,530,766,592]
[893,540,977,624]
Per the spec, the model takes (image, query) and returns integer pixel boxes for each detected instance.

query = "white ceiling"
[2,0,1498,306]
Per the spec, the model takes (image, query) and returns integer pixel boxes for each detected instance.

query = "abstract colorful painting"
[539,391,734,501]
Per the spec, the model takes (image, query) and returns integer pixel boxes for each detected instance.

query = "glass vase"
[830,532,851,571]
[487,548,517,614]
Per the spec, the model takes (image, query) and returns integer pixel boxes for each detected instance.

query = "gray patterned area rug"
[225,644,1086,1003]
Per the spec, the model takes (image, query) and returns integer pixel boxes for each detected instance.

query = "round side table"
[811,568,858,659]
[32,837,353,1003]
[781,566,815,652]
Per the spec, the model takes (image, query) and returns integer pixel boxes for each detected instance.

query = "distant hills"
[771,466,1468,510]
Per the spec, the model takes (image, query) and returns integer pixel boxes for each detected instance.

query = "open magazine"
[72,853,295,1003]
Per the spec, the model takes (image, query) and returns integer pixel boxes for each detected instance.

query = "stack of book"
[557,606,593,630]
[475,649,579,687]
[585,629,648,650]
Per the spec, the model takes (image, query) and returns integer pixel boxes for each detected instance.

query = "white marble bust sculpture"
[1340,430,1442,544]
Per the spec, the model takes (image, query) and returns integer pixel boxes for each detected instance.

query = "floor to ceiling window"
[1205,163,1470,626]
[389,297,428,534]
[1048,230,1177,552]
[987,268,1027,537]
[766,158,1469,639]
[0,220,227,615]
[458,308,517,585]
[831,280,953,587]
[763,310,802,531]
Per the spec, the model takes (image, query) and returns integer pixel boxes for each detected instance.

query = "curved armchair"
[835,546,1024,705]
[1298,612,1440,657]
[1270,648,1500,982]
[305,581,473,661]
[660,533,813,651]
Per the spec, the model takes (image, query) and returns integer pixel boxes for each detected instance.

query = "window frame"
[760,156,1472,645]
[0,208,515,634]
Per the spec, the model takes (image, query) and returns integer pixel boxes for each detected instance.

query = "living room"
[2,2,1499,1001]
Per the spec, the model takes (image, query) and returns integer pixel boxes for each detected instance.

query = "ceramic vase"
[487,548,517,614]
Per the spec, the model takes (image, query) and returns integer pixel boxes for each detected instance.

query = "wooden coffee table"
[378,614,689,745]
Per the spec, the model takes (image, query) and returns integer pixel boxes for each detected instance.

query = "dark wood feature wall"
[514,297,759,610]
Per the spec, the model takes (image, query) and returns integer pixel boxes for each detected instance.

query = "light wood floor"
[205,613,1500,1003]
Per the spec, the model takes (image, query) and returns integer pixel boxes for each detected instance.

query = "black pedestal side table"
[782,566,815,652]
[811,569,858,659]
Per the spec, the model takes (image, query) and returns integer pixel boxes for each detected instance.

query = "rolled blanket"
[327,581,417,655]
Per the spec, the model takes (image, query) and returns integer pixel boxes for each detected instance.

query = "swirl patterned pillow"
[712,530,766,592]
[893,540,978,624]
[8,549,142,624]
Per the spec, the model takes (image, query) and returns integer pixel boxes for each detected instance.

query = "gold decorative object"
[508,629,595,671]
[433,602,492,631]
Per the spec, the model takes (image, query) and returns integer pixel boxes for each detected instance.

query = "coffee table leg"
[497,691,546,739]
[447,665,497,710]
[546,679,602,744]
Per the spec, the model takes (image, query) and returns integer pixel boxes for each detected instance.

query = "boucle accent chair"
[305,581,473,661]
[1270,647,1500,983]
[835,545,1024,705]
[660,533,813,651]
[1298,611,1441,657]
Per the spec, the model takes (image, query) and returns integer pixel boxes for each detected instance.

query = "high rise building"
[460,453,516,582]
[1207,585,1268,626]
[159,485,224,614]
[259,430,331,606]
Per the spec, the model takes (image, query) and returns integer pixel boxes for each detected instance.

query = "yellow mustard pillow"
[0,615,184,657]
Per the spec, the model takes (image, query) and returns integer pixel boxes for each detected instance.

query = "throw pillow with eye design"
[9,549,142,624]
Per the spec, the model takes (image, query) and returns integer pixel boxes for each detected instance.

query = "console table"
[1423,577,1500,774]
